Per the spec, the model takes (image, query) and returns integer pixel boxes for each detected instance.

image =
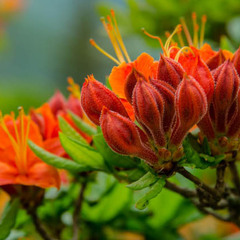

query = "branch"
[28,209,53,240]
[165,180,196,198]
[229,161,240,195]
[177,167,220,198]
[72,182,87,240]
[215,161,226,194]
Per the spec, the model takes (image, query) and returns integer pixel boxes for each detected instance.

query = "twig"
[215,161,226,194]
[177,167,220,198]
[28,209,53,240]
[72,182,87,240]
[229,161,240,195]
[165,180,196,198]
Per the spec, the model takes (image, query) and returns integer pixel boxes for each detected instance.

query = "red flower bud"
[184,54,215,104]
[206,49,227,71]
[100,107,158,165]
[48,90,66,116]
[157,55,185,88]
[170,75,208,146]
[132,80,166,147]
[232,46,240,76]
[150,79,175,133]
[81,75,129,125]
[124,68,145,103]
[227,90,240,137]
[67,95,83,118]
[212,61,240,133]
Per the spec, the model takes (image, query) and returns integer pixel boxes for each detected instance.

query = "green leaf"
[59,133,108,171]
[202,137,211,155]
[127,172,158,190]
[199,154,215,163]
[69,111,97,136]
[117,168,146,182]
[0,199,20,240]
[93,133,139,168]
[58,116,87,145]
[28,140,89,172]
[83,183,131,223]
[182,136,210,169]
[136,178,165,210]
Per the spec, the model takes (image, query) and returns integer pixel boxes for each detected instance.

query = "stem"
[72,182,87,240]
[165,180,196,198]
[177,167,220,198]
[28,209,53,240]
[215,161,226,194]
[229,161,240,195]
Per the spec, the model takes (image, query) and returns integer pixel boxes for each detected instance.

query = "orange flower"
[109,53,158,98]
[0,108,60,189]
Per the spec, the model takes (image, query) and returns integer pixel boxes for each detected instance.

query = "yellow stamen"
[110,9,131,63]
[164,25,182,57]
[100,17,125,63]
[180,17,193,46]
[18,107,28,174]
[177,28,185,47]
[141,28,167,56]
[168,46,180,57]
[10,111,20,144]
[67,77,81,99]
[174,46,195,62]
[200,15,207,47]
[192,12,199,48]
[89,39,120,65]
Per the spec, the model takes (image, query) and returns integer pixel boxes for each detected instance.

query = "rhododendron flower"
[0,107,60,188]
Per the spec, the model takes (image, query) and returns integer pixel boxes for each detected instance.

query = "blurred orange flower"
[0,108,60,189]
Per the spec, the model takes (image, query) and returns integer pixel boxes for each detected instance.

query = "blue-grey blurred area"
[0,0,153,114]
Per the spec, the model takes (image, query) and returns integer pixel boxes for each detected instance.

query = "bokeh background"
[2,0,240,114]
[1,0,240,239]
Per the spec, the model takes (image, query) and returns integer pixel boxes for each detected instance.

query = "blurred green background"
[1,0,240,114]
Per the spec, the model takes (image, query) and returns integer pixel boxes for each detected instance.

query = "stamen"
[164,25,182,57]
[89,39,120,65]
[10,111,20,144]
[67,77,81,99]
[174,46,195,62]
[23,115,31,173]
[180,17,193,46]
[192,12,199,48]
[141,28,167,56]
[100,17,125,63]
[110,9,131,63]
[177,28,185,47]
[200,15,207,47]
[168,46,180,57]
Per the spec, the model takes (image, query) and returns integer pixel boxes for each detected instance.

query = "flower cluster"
[81,10,240,172]
[0,78,89,193]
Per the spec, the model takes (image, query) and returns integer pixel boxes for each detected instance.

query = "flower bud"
[157,55,185,88]
[206,49,227,71]
[81,75,129,125]
[48,90,66,116]
[170,75,208,146]
[232,46,240,76]
[67,95,83,118]
[100,107,158,165]
[133,80,166,147]
[150,79,175,133]
[212,61,240,133]
[227,90,240,137]
[124,68,144,103]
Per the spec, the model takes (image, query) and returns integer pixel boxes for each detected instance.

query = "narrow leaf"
[59,133,108,171]
[0,199,20,240]
[58,116,88,144]
[69,111,97,136]
[28,140,90,172]
[136,178,165,210]
[127,172,158,190]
